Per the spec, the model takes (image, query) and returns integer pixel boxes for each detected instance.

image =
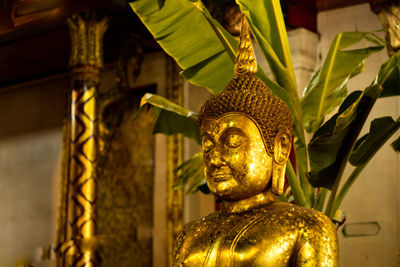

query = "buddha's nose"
[210,150,225,167]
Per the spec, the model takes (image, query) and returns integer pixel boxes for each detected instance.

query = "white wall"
[318,3,400,266]
[0,76,66,267]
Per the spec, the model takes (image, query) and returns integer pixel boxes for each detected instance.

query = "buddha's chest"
[178,212,298,267]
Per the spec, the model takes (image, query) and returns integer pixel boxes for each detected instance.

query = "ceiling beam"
[316,0,369,11]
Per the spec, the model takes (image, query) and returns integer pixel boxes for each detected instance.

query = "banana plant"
[130,0,400,220]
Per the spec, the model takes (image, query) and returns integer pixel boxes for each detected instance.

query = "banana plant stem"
[330,164,365,216]
[325,156,349,218]
[325,178,341,218]
[315,188,328,211]
[286,160,310,208]
[293,132,311,200]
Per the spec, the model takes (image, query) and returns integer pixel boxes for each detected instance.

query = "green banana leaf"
[349,116,400,166]
[308,49,400,190]
[183,4,293,108]
[139,93,198,121]
[130,0,304,191]
[153,109,201,144]
[392,136,400,152]
[134,93,201,144]
[380,65,400,98]
[131,0,292,102]
[194,4,294,114]
[173,152,206,194]
[331,116,400,217]
[130,0,238,94]
[236,0,296,93]
[307,90,362,189]
[302,32,385,133]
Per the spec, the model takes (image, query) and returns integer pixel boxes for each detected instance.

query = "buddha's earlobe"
[272,164,285,195]
[271,129,292,195]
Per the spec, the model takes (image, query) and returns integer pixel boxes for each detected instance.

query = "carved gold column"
[166,57,184,266]
[57,13,108,267]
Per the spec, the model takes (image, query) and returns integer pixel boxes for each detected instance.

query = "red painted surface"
[287,0,317,32]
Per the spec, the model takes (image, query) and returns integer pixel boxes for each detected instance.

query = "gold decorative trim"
[69,82,99,266]
[67,13,108,70]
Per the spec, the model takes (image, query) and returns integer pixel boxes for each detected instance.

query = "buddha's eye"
[202,138,214,153]
[224,134,248,148]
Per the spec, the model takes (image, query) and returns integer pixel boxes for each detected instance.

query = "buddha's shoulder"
[261,201,328,218]
[181,202,335,232]
[180,211,223,233]
[255,201,336,233]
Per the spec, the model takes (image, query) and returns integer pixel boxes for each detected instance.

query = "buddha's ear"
[273,129,292,164]
[271,129,292,195]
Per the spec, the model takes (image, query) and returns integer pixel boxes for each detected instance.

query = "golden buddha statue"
[172,18,338,267]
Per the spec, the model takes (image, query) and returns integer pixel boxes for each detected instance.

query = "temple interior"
[0,0,399,266]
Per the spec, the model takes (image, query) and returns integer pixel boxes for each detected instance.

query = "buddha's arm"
[295,241,338,266]
[295,215,339,266]
[172,225,187,267]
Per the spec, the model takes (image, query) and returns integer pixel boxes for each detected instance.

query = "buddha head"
[198,18,292,201]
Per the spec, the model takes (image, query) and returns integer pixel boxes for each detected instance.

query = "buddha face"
[201,113,272,201]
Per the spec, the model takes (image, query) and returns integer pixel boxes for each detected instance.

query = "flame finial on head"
[234,16,257,77]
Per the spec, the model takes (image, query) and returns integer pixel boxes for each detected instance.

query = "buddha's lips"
[211,171,233,182]
[212,175,232,182]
